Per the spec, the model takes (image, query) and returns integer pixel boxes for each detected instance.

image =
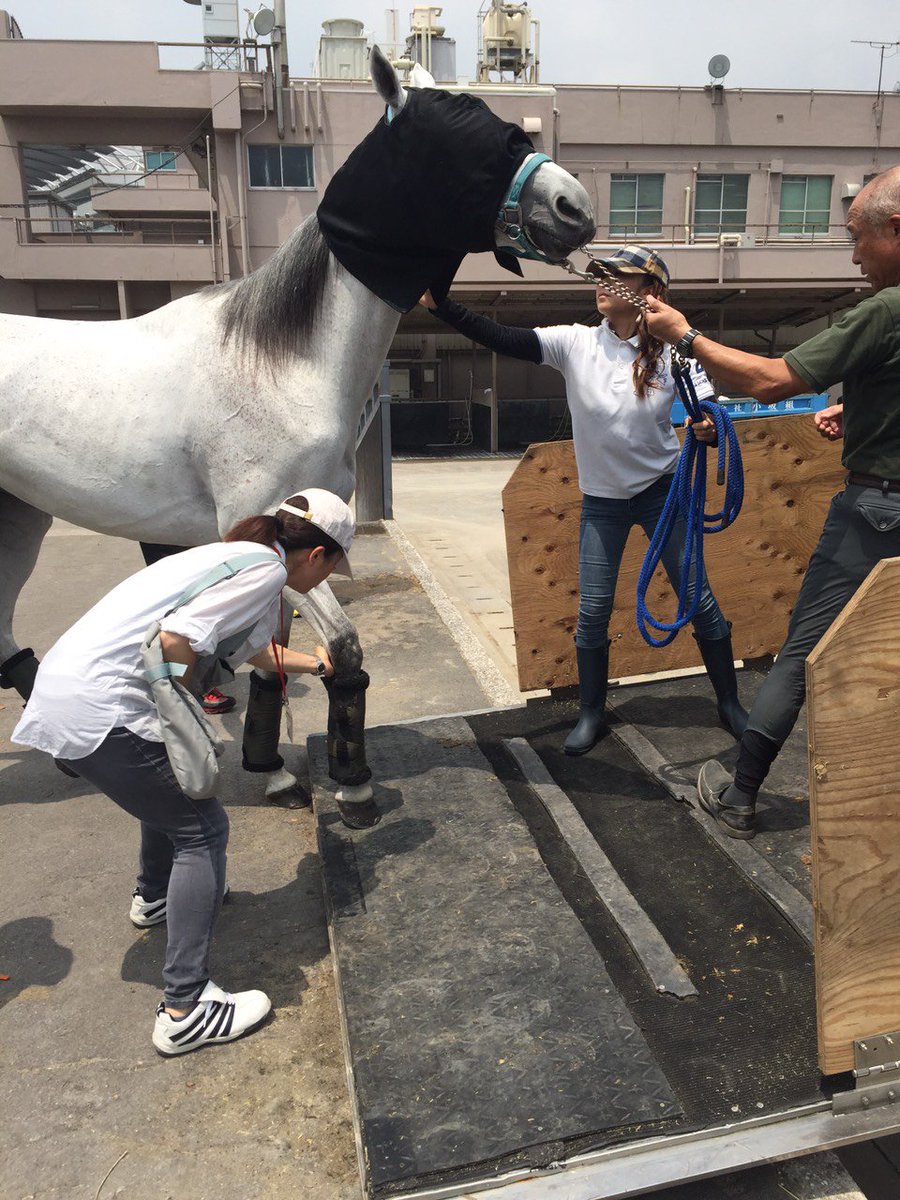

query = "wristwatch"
[313,657,327,677]
[674,327,702,357]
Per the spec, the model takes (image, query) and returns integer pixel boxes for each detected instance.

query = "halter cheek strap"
[496,151,553,261]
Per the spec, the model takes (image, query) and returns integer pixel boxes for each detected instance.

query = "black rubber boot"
[694,630,748,740]
[563,643,610,756]
[242,671,285,773]
[0,650,79,777]
[0,648,40,700]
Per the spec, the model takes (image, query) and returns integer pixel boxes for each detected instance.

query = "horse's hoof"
[265,766,309,808]
[336,783,380,829]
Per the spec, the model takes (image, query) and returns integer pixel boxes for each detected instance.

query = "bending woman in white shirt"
[13,490,352,1056]
[423,245,747,755]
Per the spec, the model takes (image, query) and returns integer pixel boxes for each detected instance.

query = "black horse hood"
[317,88,534,312]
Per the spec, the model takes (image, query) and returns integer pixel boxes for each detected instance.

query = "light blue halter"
[495,151,553,260]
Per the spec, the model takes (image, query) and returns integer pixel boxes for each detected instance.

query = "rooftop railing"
[17,215,215,246]
[156,40,273,73]
[588,222,852,247]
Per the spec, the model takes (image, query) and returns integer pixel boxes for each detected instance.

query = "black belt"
[847,471,900,494]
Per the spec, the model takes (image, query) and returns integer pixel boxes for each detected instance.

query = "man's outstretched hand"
[814,404,843,441]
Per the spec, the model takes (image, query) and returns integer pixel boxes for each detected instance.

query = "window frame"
[693,173,750,237]
[778,174,833,237]
[145,150,178,173]
[247,143,316,191]
[609,172,664,238]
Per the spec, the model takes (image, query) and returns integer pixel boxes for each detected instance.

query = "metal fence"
[589,222,852,246]
[17,216,215,246]
[156,41,273,73]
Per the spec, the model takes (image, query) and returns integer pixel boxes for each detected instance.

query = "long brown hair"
[224,493,343,558]
[632,277,670,400]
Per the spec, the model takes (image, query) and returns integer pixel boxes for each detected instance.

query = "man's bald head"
[853,167,900,229]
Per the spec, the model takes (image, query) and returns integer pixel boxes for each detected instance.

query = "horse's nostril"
[555,195,580,222]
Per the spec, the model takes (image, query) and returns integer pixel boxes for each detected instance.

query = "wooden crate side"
[502,415,845,693]
[806,557,900,1074]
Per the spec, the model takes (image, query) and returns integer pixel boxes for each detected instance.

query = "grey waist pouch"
[140,620,225,800]
[138,550,285,799]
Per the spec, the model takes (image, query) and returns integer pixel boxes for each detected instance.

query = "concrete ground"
[392,458,521,696]
[0,461,865,1200]
[0,516,489,1200]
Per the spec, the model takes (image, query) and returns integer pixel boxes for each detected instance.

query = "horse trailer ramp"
[308,687,900,1199]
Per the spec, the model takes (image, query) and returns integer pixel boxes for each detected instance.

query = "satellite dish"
[708,54,731,82]
[252,6,277,36]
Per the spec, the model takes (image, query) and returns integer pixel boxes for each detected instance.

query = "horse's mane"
[217,214,331,369]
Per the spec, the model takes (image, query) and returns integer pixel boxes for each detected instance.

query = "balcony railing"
[156,40,273,73]
[17,216,216,246]
[588,222,852,247]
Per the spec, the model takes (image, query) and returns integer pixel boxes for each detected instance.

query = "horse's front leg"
[286,581,379,828]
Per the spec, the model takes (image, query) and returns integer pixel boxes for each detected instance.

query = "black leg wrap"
[241,670,285,773]
[323,669,372,787]
[0,648,40,699]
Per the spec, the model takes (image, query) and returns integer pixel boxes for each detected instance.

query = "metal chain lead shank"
[561,255,651,312]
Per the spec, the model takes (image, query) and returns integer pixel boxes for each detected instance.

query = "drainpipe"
[272,0,287,140]
[205,133,219,282]
[683,186,691,244]
[234,129,250,276]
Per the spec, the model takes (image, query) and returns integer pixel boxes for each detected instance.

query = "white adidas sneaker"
[152,981,271,1056]
[130,883,230,928]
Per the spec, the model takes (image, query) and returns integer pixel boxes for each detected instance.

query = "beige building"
[1,10,898,447]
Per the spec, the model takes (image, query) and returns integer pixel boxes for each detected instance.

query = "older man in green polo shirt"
[644,165,900,841]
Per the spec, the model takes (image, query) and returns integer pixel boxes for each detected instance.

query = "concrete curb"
[386,519,519,709]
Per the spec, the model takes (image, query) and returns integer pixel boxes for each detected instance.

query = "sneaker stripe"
[206,1002,233,1040]
[220,1004,235,1039]
[168,1006,212,1044]
[177,1009,219,1046]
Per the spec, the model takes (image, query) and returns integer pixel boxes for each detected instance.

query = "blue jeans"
[576,475,730,650]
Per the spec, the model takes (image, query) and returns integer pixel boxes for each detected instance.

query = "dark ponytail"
[224,493,343,558]
[633,277,670,400]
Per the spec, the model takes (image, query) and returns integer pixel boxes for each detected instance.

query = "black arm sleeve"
[429,298,543,365]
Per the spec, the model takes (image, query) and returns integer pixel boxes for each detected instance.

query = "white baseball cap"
[277,488,355,578]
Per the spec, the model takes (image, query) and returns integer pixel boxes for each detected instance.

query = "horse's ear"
[409,62,436,89]
[370,45,406,114]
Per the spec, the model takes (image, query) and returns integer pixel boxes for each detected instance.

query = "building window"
[779,175,832,235]
[694,174,749,235]
[145,150,178,172]
[609,173,664,237]
[248,144,314,189]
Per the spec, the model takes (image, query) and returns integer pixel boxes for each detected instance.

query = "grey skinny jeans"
[747,483,900,751]
[59,726,229,1007]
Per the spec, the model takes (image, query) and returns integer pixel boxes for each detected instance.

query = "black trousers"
[746,483,900,752]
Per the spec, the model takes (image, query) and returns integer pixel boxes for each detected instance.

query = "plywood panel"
[807,557,900,1074]
[502,415,845,691]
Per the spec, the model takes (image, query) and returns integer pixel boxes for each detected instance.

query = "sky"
[17,0,900,92]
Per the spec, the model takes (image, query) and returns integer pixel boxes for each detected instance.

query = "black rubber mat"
[310,716,681,1198]
[469,695,832,1134]
[607,669,814,899]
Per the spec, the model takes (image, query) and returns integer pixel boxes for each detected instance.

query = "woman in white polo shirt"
[13,490,353,1056]
[422,246,746,755]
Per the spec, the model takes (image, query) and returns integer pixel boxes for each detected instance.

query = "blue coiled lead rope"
[635,360,744,647]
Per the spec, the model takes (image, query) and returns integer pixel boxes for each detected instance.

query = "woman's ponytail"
[633,278,669,400]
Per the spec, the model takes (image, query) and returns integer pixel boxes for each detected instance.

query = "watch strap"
[674,328,701,357]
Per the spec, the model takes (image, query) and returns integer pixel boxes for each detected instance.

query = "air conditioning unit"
[841,182,862,200]
[718,233,756,248]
